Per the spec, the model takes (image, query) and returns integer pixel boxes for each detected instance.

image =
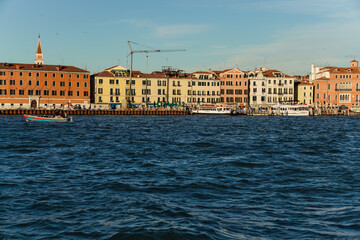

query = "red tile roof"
[324,67,360,74]
[0,62,88,73]
[263,70,292,78]
[93,71,113,77]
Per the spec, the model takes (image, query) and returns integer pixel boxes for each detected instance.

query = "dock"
[0,109,189,116]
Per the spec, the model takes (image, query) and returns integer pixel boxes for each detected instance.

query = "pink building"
[216,68,248,106]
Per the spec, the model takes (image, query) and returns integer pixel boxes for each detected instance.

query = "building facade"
[92,66,191,108]
[310,60,360,110]
[187,71,221,104]
[0,37,90,109]
[297,82,314,106]
[217,68,249,106]
[248,68,295,108]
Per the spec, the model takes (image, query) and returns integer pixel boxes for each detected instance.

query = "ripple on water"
[1,116,360,239]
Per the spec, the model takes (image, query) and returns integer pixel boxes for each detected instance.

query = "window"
[77,82,80,87]
[0,80,6,85]
[60,81,65,87]
[43,90,49,96]
[76,91,80,96]
[10,89,15,95]
[36,80,40,86]
[20,80,23,86]
[0,89,7,95]
[10,72,13,76]
[28,80,32,86]
[28,72,32,77]
[45,73,48,77]
[77,74,80,79]
[252,96,257,101]
[10,80,15,85]
[60,90,65,96]
[99,79,103,84]
[98,88,103,94]
[84,91,88,97]
[53,73,56,78]
[53,81,56,87]
[109,79,114,84]
[19,72,23,77]
[69,81,72,87]
[44,81,48,86]
[61,73,64,78]
[52,90,57,96]
[19,89,24,95]
[328,84,330,90]
[84,82,88,88]
[36,90,41,95]
[84,74,88,79]
[69,74,72,78]
[317,83,320,89]
[68,91,73,96]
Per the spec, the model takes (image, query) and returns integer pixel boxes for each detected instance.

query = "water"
[1,115,360,239]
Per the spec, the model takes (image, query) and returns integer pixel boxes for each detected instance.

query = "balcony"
[335,88,352,92]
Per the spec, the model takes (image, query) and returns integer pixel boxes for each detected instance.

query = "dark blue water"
[1,115,360,239]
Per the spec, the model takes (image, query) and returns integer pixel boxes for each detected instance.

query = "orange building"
[310,60,360,110]
[212,68,249,106]
[0,37,90,109]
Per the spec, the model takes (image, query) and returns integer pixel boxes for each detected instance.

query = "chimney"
[16,65,20,70]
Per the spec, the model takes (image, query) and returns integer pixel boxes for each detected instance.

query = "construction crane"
[126,41,185,108]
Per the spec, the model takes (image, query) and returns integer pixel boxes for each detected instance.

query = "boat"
[191,104,232,115]
[24,114,73,122]
[271,102,310,116]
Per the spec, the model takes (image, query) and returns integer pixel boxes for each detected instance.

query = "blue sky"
[1,0,360,75]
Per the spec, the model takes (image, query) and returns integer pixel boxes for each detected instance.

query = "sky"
[1,0,360,75]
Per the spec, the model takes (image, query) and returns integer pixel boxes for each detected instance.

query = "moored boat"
[191,104,232,115]
[24,114,73,122]
[271,102,310,116]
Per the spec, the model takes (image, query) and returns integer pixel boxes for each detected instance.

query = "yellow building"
[188,71,221,104]
[91,65,128,108]
[297,82,314,106]
[92,66,191,108]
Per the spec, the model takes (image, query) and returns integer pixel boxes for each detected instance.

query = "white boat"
[271,102,310,116]
[191,104,232,115]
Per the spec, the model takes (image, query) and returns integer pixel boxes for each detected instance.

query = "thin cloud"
[155,24,210,38]
[205,19,360,74]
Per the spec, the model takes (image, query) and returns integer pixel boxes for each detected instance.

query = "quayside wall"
[0,109,189,116]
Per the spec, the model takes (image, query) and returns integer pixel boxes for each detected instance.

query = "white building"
[248,68,295,108]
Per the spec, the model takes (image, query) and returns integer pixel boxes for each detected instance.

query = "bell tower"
[35,35,44,65]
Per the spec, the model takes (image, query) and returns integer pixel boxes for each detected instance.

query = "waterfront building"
[310,60,360,110]
[248,67,295,108]
[92,66,191,108]
[188,71,221,104]
[0,37,90,109]
[297,82,314,106]
[216,68,249,106]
